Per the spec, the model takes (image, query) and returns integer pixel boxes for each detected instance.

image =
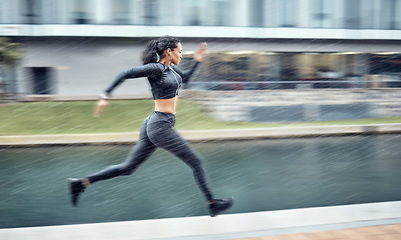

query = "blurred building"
[1,0,401,97]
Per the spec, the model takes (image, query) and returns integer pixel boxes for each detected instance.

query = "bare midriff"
[154,96,178,114]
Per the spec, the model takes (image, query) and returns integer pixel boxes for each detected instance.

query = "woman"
[68,36,233,217]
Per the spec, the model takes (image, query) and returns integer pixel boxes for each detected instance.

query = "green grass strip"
[1,99,401,136]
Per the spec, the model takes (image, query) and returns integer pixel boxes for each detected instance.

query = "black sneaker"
[68,178,85,207]
[208,197,234,217]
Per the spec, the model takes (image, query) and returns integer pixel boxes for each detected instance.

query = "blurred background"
[1,1,401,233]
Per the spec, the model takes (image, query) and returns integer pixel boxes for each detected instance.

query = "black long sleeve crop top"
[103,61,200,100]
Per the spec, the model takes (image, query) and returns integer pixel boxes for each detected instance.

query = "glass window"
[113,0,132,24]
[368,53,401,88]
[344,0,361,29]
[369,53,401,74]
[185,51,399,90]
[211,0,231,26]
[183,51,401,90]
[312,0,335,28]
[396,0,401,29]
[20,0,41,24]
[71,0,91,24]
[142,0,158,26]
[277,0,297,27]
[185,51,281,90]
[250,0,265,27]
[360,0,376,29]
[380,0,401,30]
[185,0,205,25]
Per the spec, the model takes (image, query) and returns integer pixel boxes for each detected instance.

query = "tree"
[0,37,22,68]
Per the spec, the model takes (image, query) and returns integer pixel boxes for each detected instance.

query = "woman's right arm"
[94,63,162,117]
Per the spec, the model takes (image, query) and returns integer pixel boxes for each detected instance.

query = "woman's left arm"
[173,43,207,83]
[195,42,207,62]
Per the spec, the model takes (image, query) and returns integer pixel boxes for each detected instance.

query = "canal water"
[1,134,400,228]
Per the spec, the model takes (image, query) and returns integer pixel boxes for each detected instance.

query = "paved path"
[1,201,400,240]
[234,224,401,240]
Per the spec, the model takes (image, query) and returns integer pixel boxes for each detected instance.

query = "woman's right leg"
[87,118,157,184]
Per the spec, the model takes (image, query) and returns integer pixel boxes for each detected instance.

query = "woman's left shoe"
[68,178,85,207]
[208,197,234,217]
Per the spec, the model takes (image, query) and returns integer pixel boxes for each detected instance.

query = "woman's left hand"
[195,42,207,62]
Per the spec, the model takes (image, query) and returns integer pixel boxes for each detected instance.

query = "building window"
[212,0,231,26]
[27,67,54,95]
[142,0,158,26]
[185,0,205,26]
[381,0,401,30]
[185,51,401,90]
[344,0,361,29]
[113,0,132,24]
[312,0,334,28]
[21,0,41,24]
[71,0,91,24]
[278,0,297,27]
[250,0,265,27]
[359,0,376,29]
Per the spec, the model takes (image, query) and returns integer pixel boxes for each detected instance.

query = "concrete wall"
[18,38,149,96]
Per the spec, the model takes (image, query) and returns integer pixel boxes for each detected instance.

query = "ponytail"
[142,40,158,65]
[142,36,181,65]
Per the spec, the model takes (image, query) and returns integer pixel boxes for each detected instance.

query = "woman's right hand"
[94,99,109,117]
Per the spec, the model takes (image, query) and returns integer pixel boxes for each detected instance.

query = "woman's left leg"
[69,116,157,206]
[147,119,234,217]
[147,120,214,202]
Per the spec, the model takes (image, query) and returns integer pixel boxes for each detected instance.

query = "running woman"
[68,36,233,217]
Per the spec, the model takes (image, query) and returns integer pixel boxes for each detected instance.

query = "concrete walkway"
[1,201,400,240]
[1,123,401,146]
[235,223,401,240]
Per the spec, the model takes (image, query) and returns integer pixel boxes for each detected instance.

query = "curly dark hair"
[142,36,181,65]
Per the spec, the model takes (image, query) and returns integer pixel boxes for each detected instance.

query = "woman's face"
[170,42,183,65]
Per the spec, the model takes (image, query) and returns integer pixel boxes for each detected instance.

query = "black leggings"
[87,111,214,201]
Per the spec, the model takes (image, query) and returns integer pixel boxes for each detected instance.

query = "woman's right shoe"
[68,178,85,207]
[208,197,234,217]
